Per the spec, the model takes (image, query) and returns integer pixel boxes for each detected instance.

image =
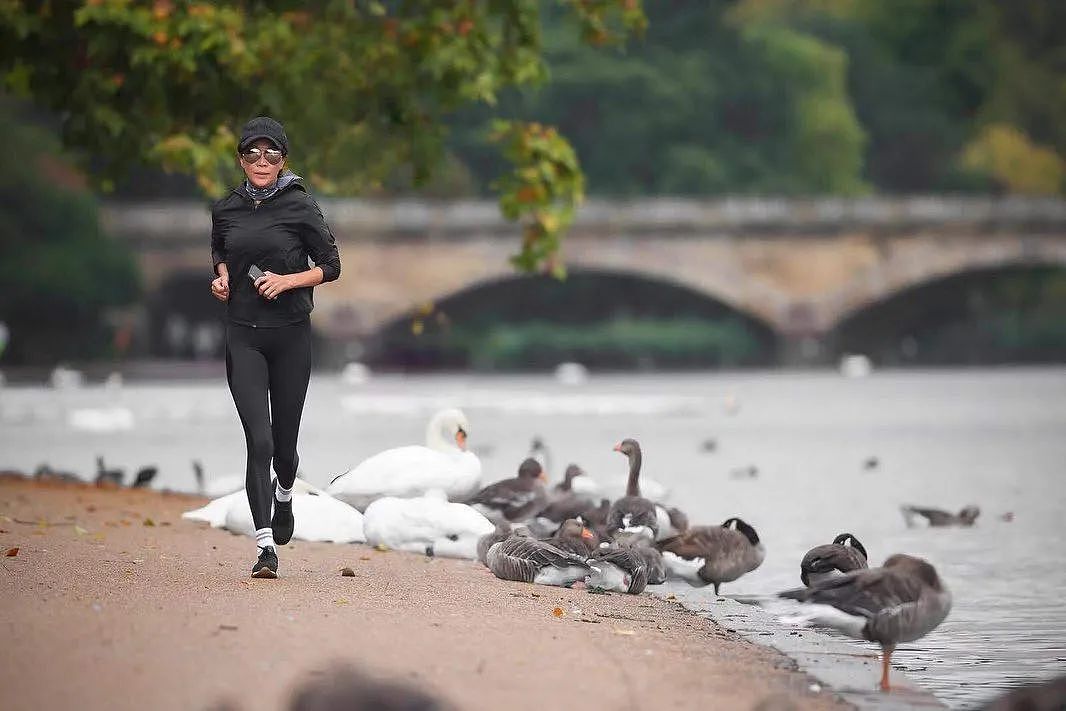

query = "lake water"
[2,367,1065,707]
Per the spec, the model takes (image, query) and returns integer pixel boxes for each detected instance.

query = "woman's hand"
[211,273,229,302]
[255,271,296,300]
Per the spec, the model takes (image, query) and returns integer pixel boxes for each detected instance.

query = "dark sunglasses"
[239,147,285,165]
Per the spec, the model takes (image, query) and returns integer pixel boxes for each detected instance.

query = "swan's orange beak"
[455,428,467,450]
[580,527,594,540]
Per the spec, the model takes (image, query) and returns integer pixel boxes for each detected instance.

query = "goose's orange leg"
[880,647,894,691]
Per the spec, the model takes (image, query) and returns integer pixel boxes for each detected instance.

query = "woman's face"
[239,138,285,188]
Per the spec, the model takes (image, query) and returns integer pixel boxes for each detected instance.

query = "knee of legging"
[272,451,299,478]
[248,429,274,463]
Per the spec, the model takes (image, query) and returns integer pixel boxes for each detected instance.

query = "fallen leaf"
[143,518,155,527]
[334,597,350,605]
[340,567,355,577]
[552,607,564,617]
[219,624,238,631]
[5,547,18,557]
[613,628,636,636]
[374,543,389,552]
[74,525,88,535]
[359,556,371,561]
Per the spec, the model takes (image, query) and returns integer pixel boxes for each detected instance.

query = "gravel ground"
[0,476,847,711]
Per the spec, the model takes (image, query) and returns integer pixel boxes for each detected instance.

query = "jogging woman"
[210,116,341,578]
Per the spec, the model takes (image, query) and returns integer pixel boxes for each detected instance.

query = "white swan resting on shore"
[362,491,494,560]
[182,479,365,544]
[326,408,481,510]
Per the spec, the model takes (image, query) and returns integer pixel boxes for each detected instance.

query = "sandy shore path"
[1,477,845,711]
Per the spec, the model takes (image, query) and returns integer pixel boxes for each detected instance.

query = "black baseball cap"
[238,116,289,155]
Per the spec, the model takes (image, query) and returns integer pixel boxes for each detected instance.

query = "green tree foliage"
[453,1,867,195]
[733,0,1066,194]
[0,0,645,272]
[0,101,139,365]
[450,0,1065,196]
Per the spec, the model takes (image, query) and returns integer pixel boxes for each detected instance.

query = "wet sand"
[0,476,846,711]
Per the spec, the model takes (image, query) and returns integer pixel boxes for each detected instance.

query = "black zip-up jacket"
[210,174,341,328]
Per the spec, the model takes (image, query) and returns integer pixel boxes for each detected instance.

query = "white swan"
[326,408,481,510]
[182,479,365,544]
[362,491,494,560]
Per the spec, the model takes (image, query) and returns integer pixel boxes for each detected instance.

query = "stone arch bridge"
[103,196,1066,354]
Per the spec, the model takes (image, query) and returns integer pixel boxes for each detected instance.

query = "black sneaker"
[252,546,278,578]
[272,495,294,545]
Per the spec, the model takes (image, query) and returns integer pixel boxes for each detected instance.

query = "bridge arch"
[362,268,780,369]
[829,262,1066,365]
[145,270,226,358]
[820,236,1066,333]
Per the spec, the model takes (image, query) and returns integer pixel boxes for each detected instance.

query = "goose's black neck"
[625,446,643,497]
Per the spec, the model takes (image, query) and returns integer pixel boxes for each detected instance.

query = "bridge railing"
[102,196,1066,243]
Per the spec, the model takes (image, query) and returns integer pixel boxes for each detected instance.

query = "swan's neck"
[625,450,642,497]
[426,416,457,453]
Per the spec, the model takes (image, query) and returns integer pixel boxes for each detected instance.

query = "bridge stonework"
[103,197,1066,345]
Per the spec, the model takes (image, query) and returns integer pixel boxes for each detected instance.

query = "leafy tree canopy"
[1,0,646,271]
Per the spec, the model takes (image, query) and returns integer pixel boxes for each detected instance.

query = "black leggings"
[225,320,312,531]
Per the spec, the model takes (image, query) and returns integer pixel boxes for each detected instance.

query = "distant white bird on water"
[68,406,135,432]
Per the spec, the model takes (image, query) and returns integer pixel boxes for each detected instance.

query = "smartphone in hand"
[248,264,265,282]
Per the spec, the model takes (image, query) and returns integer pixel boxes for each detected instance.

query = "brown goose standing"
[657,517,765,594]
[612,531,667,584]
[546,518,599,557]
[901,504,980,528]
[477,521,513,566]
[605,439,658,541]
[586,547,648,594]
[779,553,952,691]
[486,533,593,588]
[468,458,548,524]
[800,532,869,586]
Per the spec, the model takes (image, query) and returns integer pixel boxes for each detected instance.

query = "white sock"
[256,528,275,552]
[275,481,293,503]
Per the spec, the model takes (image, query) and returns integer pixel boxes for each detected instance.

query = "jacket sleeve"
[300,195,341,282]
[210,202,226,276]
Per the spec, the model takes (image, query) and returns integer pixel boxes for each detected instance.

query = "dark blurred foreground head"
[978,674,1066,711]
[289,665,453,711]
